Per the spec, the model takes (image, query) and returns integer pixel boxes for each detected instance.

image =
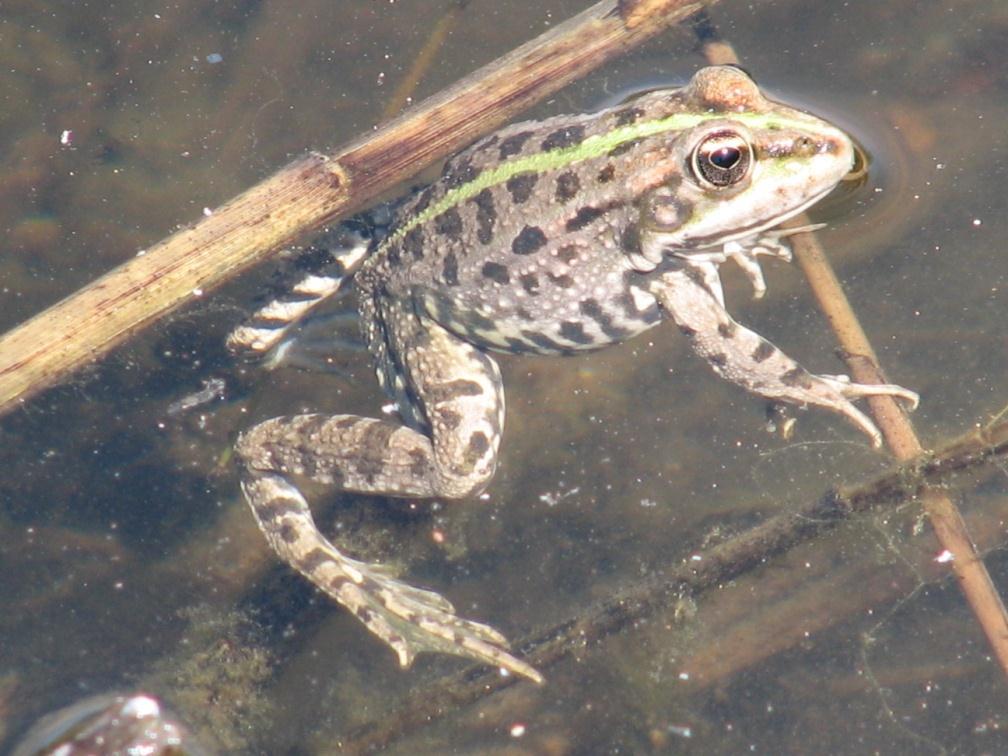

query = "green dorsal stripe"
[379,110,805,252]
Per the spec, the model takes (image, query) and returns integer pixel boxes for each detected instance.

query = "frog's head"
[631,66,855,258]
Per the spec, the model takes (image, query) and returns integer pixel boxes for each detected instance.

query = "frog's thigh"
[401,316,505,498]
[650,266,904,444]
[237,414,441,498]
[236,322,503,500]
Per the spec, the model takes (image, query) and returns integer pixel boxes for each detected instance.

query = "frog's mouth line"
[681,181,842,251]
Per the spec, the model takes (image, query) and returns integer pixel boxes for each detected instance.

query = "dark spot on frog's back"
[547,272,575,289]
[412,186,435,215]
[608,138,641,158]
[435,207,463,238]
[556,243,579,264]
[541,124,585,151]
[555,171,581,203]
[620,222,642,254]
[384,245,402,268]
[403,226,424,260]
[360,420,398,453]
[614,107,644,126]
[506,171,538,204]
[498,130,533,159]
[474,133,499,151]
[439,408,463,430]
[442,251,459,285]
[261,496,302,521]
[565,205,606,232]
[481,261,510,284]
[782,367,813,388]
[597,163,616,183]
[442,157,479,189]
[302,547,333,573]
[511,225,547,255]
[471,188,496,244]
[278,522,298,545]
[408,447,428,477]
[520,272,540,294]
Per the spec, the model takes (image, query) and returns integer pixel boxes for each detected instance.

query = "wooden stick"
[0,0,715,418]
[791,232,1008,680]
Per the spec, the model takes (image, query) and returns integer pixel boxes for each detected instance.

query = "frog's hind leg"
[651,265,918,446]
[238,466,542,682]
[235,319,542,682]
[226,224,371,358]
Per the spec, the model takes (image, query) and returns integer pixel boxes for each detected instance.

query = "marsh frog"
[234,66,917,683]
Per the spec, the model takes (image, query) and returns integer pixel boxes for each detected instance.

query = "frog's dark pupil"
[709,146,740,169]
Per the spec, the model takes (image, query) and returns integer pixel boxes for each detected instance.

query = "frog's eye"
[691,131,752,189]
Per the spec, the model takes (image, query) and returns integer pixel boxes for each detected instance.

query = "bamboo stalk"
[0,0,714,418]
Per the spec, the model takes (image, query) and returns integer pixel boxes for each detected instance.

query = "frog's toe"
[819,374,920,411]
[788,374,919,447]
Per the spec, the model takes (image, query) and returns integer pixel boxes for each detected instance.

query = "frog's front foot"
[808,374,919,447]
[653,268,918,448]
[240,471,543,684]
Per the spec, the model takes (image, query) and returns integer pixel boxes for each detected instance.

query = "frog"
[234,66,918,684]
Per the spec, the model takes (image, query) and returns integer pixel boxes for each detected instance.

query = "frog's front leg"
[651,264,918,446]
[235,320,542,683]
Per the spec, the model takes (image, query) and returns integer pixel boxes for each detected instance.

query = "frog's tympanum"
[234,67,917,683]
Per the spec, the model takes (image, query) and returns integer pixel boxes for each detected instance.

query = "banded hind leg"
[235,313,541,682]
[226,223,371,358]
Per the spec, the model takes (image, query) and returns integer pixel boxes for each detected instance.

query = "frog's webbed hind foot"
[240,472,543,684]
[337,553,544,684]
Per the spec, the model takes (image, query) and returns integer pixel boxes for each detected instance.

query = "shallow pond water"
[1,0,1006,753]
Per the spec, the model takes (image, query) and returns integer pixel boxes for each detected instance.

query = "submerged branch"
[339,414,1008,751]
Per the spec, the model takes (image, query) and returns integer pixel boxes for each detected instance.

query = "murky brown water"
[1,0,1006,752]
